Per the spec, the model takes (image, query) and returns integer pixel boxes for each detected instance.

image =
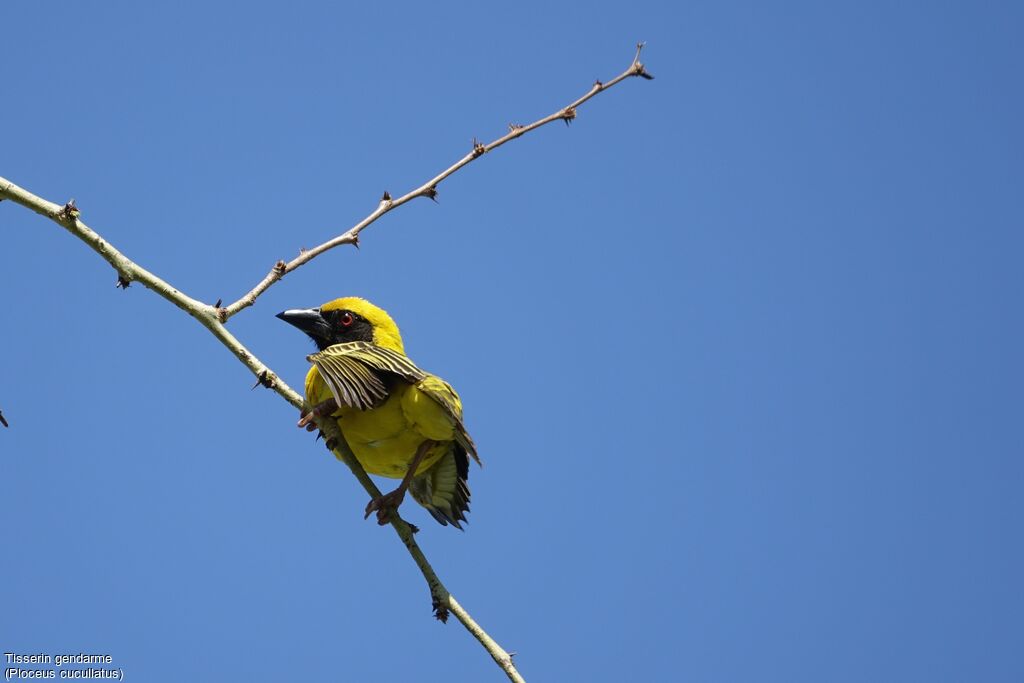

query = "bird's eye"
[339,311,355,327]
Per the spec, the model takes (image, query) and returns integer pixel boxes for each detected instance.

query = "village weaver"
[277,297,478,528]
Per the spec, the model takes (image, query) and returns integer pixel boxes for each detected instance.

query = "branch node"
[471,138,486,157]
[562,106,577,125]
[508,122,524,133]
[273,260,287,276]
[213,298,227,321]
[633,40,646,62]
[251,370,275,390]
[632,41,654,79]
[57,199,80,221]
[423,186,438,202]
[594,79,604,88]
[634,65,655,80]
[433,598,450,623]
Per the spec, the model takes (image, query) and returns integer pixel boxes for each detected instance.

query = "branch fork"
[1,43,653,683]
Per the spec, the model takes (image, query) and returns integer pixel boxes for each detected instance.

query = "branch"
[316,420,524,682]
[0,43,653,682]
[0,178,293,401]
[218,43,653,321]
[0,175,524,680]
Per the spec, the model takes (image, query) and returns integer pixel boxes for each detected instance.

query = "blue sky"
[2,1,1022,681]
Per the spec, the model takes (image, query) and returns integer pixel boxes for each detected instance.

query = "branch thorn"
[57,199,80,220]
[214,299,227,321]
[562,107,576,125]
[633,41,646,62]
[0,410,8,428]
[508,122,524,133]
[251,370,275,390]
[115,276,131,289]
[351,234,361,250]
[423,186,438,202]
[632,41,654,79]
[433,599,450,623]
[381,190,392,202]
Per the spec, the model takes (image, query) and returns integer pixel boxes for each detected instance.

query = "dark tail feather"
[409,444,472,530]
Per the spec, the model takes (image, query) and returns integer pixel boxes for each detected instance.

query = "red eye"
[339,311,354,327]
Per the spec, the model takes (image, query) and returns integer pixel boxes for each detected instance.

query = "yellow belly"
[305,365,450,479]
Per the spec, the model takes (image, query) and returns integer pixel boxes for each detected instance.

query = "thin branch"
[0,177,524,681]
[0,44,653,682]
[218,43,653,321]
[0,178,293,401]
[0,183,216,318]
[316,419,524,683]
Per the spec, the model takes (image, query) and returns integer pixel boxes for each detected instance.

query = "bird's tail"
[408,445,471,529]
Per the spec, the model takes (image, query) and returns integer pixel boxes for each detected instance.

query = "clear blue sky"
[2,1,1022,681]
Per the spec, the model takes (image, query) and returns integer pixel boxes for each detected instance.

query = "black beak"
[276,307,329,338]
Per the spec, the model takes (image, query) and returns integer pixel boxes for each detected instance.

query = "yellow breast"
[304,365,451,478]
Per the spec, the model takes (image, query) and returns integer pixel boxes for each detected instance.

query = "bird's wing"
[310,342,480,464]
[413,374,480,466]
[308,341,427,410]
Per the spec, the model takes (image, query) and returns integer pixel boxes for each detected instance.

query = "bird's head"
[276,297,405,353]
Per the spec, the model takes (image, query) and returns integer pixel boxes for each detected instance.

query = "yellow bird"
[277,297,479,528]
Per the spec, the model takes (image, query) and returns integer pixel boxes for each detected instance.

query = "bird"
[277,297,479,528]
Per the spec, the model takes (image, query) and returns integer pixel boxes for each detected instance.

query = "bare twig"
[218,43,653,320]
[0,44,653,683]
[316,419,524,682]
[0,174,523,679]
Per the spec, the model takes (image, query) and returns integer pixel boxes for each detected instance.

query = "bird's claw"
[297,398,339,429]
[364,489,407,526]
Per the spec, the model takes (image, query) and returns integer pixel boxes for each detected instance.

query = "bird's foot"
[298,398,339,430]
[364,487,408,526]
[362,441,434,526]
